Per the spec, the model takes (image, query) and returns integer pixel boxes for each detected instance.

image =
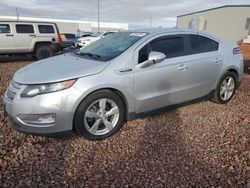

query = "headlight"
[21,79,76,98]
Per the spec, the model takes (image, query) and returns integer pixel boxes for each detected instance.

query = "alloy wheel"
[84,98,120,136]
[219,76,235,101]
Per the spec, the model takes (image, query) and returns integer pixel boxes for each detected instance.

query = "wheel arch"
[73,87,130,128]
[33,41,52,53]
[225,67,240,88]
[214,66,240,90]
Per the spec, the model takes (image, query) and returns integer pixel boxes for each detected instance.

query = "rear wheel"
[74,90,125,140]
[212,71,237,104]
[35,45,54,60]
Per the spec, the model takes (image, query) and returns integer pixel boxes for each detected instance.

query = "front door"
[134,35,190,114]
[0,23,16,53]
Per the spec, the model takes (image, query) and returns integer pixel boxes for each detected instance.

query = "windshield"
[76,32,147,61]
[91,32,103,37]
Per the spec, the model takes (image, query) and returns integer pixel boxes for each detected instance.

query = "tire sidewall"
[216,72,237,104]
[74,90,125,140]
[36,46,53,60]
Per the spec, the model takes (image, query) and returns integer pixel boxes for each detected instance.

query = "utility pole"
[16,7,19,21]
[149,17,152,28]
[98,0,100,31]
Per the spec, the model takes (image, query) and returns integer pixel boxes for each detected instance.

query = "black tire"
[74,90,125,140]
[35,45,54,60]
[212,71,238,104]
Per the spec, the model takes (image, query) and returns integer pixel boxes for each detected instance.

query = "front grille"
[6,80,22,101]
[7,90,16,100]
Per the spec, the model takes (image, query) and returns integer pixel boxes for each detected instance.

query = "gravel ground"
[0,58,249,187]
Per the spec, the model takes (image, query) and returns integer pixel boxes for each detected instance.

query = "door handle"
[6,34,14,37]
[114,68,132,74]
[212,58,222,64]
[178,64,188,71]
[119,68,132,73]
[29,34,36,37]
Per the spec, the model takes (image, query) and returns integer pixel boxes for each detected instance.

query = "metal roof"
[128,28,198,34]
[178,5,250,18]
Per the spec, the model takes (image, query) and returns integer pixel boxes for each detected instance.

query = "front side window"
[38,25,55,33]
[103,32,114,36]
[0,24,10,33]
[16,24,34,33]
[138,36,185,64]
[189,35,219,54]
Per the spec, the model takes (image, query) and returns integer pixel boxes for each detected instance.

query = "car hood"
[14,54,110,84]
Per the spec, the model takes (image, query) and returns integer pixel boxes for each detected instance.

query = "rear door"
[0,23,16,53]
[15,23,35,52]
[186,34,222,98]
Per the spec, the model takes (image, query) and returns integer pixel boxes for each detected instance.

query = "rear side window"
[16,24,34,33]
[0,24,10,33]
[38,25,55,34]
[151,37,185,59]
[189,35,219,54]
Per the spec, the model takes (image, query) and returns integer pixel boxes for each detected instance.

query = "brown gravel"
[0,58,250,187]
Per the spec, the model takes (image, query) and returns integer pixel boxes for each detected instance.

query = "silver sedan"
[3,28,244,140]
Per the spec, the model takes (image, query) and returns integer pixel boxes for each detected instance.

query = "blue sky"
[0,0,250,28]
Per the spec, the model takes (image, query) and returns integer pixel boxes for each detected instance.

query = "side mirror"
[137,51,166,69]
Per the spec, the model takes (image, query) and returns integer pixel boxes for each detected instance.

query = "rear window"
[16,24,34,33]
[0,24,10,33]
[38,25,55,34]
[63,33,75,39]
[189,35,219,54]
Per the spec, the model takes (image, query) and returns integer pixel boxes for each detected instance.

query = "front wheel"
[212,71,237,104]
[74,90,125,140]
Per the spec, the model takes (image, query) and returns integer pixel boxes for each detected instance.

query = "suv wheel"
[212,71,237,104]
[35,46,54,60]
[74,90,125,140]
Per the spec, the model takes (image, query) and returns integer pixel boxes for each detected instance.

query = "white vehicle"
[76,31,115,47]
[0,21,62,60]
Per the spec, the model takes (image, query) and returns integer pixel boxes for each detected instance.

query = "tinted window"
[189,35,218,54]
[0,24,10,33]
[38,25,55,33]
[16,24,34,33]
[151,37,184,58]
[138,36,184,63]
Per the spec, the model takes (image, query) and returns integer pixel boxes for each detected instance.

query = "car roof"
[127,28,198,35]
[123,28,222,42]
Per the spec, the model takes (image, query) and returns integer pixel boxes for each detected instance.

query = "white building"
[177,5,250,43]
[0,16,129,33]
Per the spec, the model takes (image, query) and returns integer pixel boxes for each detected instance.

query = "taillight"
[233,47,242,54]
[57,34,62,44]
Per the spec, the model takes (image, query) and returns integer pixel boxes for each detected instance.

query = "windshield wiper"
[77,52,101,60]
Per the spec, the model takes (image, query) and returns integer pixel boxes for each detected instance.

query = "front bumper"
[3,82,82,137]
